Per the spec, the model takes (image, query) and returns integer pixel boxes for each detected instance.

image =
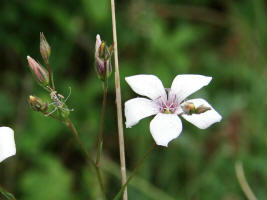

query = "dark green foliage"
[0,0,267,199]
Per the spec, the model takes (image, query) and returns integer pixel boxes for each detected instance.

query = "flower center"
[155,93,179,114]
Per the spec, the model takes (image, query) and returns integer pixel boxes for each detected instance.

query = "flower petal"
[95,34,102,57]
[150,113,182,147]
[0,127,16,163]
[125,75,167,101]
[181,98,222,129]
[170,74,212,103]
[125,97,159,128]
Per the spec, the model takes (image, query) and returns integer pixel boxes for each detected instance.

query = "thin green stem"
[44,101,106,199]
[235,161,257,200]
[113,142,156,200]
[45,61,55,90]
[96,82,108,166]
[43,112,63,122]
[110,0,128,199]
[66,118,106,200]
[0,185,16,200]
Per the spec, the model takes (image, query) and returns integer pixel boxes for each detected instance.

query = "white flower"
[124,74,222,147]
[0,127,16,163]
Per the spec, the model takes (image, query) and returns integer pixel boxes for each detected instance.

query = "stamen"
[155,91,180,114]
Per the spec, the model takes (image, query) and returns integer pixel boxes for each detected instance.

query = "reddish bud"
[95,34,112,81]
[27,56,49,86]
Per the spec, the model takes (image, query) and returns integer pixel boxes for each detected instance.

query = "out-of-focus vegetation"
[0,0,267,199]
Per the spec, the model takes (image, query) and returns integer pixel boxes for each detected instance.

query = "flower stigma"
[155,90,180,114]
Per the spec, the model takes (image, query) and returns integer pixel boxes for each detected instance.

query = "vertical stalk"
[46,63,55,90]
[235,161,257,200]
[96,82,108,166]
[113,143,156,200]
[110,0,128,199]
[66,119,106,200]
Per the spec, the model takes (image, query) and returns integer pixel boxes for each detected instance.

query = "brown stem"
[110,0,128,199]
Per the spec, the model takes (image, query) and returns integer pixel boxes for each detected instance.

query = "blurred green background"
[0,0,267,199]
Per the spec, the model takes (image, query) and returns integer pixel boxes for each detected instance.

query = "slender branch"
[110,0,128,199]
[0,185,16,200]
[43,93,106,199]
[113,142,156,200]
[66,118,106,200]
[153,3,226,26]
[101,157,176,200]
[235,161,257,200]
[96,82,108,166]
[43,112,63,122]
[45,62,55,90]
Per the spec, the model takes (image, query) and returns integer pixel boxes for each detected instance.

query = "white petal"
[125,98,159,128]
[181,98,222,129]
[150,113,182,147]
[0,127,16,163]
[170,74,212,103]
[95,34,102,57]
[125,75,167,101]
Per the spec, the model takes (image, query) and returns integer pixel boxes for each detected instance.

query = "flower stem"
[235,161,257,200]
[113,142,156,200]
[0,185,16,200]
[45,61,55,90]
[110,0,128,199]
[43,112,62,122]
[66,118,106,200]
[96,82,108,166]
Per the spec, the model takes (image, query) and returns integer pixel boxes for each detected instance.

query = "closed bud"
[195,105,211,114]
[27,56,49,86]
[95,34,113,81]
[40,32,51,64]
[29,95,48,112]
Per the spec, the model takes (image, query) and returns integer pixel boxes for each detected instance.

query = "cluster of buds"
[27,33,74,120]
[27,33,51,87]
[95,34,113,81]
[181,102,211,115]
[29,95,48,113]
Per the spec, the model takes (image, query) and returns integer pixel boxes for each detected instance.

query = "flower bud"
[40,32,51,64]
[195,105,211,114]
[95,34,113,81]
[27,56,49,86]
[29,95,48,112]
